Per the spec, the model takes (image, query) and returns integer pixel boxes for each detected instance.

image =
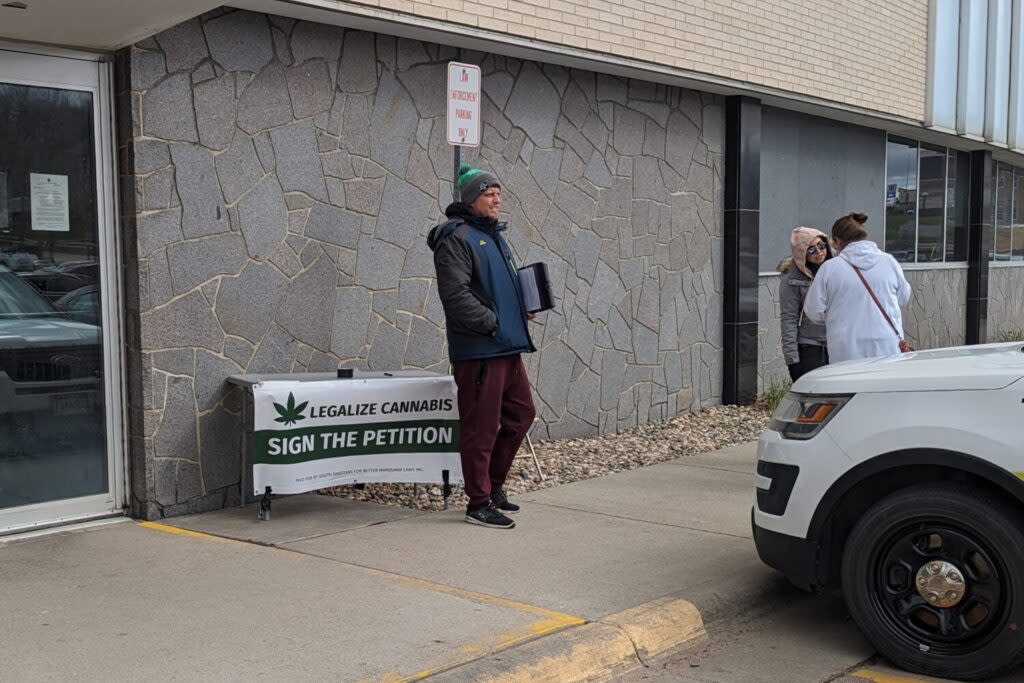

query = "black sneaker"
[491,489,520,514]
[465,503,515,529]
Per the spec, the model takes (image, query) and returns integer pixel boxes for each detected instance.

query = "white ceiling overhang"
[0,0,222,51]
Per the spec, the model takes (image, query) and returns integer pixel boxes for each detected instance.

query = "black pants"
[791,344,828,381]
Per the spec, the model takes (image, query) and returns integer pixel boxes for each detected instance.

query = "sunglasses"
[806,243,828,255]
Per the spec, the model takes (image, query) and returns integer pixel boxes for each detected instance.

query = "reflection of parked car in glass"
[51,260,99,280]
[54,284,99,326]
[888,249,912,262]
[0,265,102,455]
[0,247,40,272]
[18,260,98,302]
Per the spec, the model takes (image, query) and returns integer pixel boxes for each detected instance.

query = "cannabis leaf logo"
[273,392,308,426]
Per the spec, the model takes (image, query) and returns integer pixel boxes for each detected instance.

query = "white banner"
[251,377,462,494]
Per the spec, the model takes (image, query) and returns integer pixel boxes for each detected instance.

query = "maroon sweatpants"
[452,355,536,506]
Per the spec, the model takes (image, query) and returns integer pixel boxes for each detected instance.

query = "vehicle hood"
[794,342,1024,393]
[0,317,101,350]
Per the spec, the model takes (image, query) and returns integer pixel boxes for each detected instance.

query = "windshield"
[0,270,59,318]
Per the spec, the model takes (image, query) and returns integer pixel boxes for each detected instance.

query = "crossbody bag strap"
[847,260,900,339]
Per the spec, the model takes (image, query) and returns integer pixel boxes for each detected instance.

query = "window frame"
[991,161,1024,263]
[883,133,970,265]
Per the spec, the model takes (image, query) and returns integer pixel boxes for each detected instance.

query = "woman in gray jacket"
[778,226,834,381]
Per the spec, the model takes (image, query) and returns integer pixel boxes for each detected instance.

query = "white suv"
[753,343,1024,681]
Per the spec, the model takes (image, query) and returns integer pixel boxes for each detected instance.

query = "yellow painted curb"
[851,667,933,683]
[138,521,243,544]
[599,596,706,661]
[431,623,637,683]
[428,596,706,682]
[361,570,586,683]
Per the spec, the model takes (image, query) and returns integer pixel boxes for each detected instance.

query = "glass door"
[0,46,123,533]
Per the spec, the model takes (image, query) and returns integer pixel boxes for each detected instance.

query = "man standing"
[426,164,537,529]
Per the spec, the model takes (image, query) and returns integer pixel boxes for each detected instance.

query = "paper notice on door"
[30,173,70,232]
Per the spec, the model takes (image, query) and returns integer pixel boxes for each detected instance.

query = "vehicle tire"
[841,483,1024,681]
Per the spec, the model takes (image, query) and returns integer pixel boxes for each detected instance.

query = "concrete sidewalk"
[0,443,784,681]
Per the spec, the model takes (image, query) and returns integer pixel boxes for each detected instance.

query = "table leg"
[240,389,249,507]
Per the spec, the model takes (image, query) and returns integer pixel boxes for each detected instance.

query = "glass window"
[994,163,1014,261]
[0,268,59,316]
[917,144,946,262]
[885,137,918,263]
[882,135,972,263]
[1014,169,1024,261]
[0,82,108,510]
[945,151,969,262]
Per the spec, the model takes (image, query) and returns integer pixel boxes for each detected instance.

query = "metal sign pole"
[453,145,463,203]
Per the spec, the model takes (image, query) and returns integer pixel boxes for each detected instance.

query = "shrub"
[993,328,1024,343]
[755,376,791,413]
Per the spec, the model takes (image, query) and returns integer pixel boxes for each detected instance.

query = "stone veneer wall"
[756,275,787,390]
[901,267,967,349]
[988,265,1024,340]
[118,8,724,518]
[756,266,968,391]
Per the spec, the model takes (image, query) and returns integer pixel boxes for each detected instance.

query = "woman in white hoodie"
[803,212,912,363]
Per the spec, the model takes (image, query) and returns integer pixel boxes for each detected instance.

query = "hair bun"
[848,211,868,224]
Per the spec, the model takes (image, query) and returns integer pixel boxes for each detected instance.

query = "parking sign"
[447,62,481,147]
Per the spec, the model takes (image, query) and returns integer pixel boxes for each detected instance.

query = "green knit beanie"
[456,164,501,205]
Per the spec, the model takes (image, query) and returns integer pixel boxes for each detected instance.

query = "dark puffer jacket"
[426,203,535,362]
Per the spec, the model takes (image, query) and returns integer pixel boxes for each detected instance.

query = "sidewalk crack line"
[521,502,752,539]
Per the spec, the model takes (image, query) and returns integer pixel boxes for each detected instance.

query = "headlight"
[769,392,852,440]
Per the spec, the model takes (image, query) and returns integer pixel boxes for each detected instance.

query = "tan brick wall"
[328,0,928,121]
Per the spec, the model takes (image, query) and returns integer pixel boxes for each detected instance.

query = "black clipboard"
[516,262,555,313]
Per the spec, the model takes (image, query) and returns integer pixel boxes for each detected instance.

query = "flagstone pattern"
[901,267,967,350]
[116,8,725,518]
[988,266,1024,340]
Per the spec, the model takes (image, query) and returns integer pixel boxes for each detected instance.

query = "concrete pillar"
[723,96,761,405]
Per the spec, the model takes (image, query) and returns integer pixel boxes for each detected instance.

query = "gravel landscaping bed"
[323,404,771,511]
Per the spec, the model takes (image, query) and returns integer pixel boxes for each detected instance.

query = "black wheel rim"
[868,519,1010,655]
